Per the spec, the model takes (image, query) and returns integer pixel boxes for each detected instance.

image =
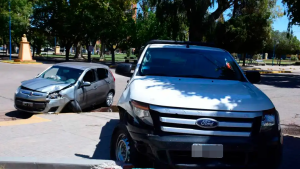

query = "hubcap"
[115,135,130,162]
[106,92,113,106]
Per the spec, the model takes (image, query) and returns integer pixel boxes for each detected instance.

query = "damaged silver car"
[14,62,115,114]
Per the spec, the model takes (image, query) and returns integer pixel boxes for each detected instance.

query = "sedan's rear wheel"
[105,91,114,107]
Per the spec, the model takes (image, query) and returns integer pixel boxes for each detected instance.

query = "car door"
[76,69,97,109]
[95,68,110,104]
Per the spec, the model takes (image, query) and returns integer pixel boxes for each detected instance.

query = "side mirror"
[115,63,133,77]
[245,71,261,84]
[82,81,91,87]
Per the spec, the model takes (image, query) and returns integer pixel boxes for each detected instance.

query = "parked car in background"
[43,47,54,52]
[111,40,282,169]
[14,62,115,114]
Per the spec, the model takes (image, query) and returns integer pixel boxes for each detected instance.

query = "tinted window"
[97,68,108,80]
[139,48,244,81]
[41,66,83,84]
[83,70,96,82]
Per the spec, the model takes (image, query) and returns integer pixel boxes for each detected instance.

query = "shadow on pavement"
[75,119,119,160]
[3,110,33,120]
[280,135,300,169]
[260,73,300,88]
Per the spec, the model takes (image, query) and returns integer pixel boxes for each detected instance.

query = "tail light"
[109,69,115,81]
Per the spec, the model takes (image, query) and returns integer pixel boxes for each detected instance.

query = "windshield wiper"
[142,73,170,77]
[173,75,214,79]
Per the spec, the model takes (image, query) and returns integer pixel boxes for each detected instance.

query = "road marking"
[0,115,51,127]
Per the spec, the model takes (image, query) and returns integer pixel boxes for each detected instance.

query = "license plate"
[192,144,223,158]
[23,102,33,107]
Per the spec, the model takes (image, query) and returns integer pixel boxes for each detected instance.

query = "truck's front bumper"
[129,128,283,169]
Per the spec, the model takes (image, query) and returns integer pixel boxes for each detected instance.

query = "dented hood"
[21,78,72,93]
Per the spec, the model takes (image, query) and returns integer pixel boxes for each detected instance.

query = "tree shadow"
[75,119,119,160]
[130,76,267,111]
[259,73,300,88]
[4,110,33,120]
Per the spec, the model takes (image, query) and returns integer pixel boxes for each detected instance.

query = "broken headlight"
[260,108,279,132]
[131,100,153,126]
[48,92,62,99]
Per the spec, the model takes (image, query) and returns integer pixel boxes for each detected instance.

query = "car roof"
[148,44,225,52]
[54,62,109,70]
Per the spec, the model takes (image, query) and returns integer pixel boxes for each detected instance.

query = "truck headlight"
[131,100,153,126]
[261,108,278,131]
[48,92,62,99]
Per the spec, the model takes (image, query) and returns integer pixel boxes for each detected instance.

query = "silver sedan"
[14,62,115,114]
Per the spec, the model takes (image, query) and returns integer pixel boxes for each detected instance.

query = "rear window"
[139,48,244,81]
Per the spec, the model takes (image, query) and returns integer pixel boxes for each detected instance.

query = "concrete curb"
[1,61,43,65]
[243,69,292,74]
[0,158,124,169]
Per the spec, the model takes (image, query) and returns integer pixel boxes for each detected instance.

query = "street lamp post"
[112,45,116,65]
[272,41,279,66]
[9,0,12,60]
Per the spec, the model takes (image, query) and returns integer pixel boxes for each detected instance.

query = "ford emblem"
[196,118,219,128]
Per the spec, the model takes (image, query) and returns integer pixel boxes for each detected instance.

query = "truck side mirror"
[116,63,133,77]
[245,71,261,84]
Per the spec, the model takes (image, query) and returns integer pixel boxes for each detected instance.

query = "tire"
[110,124,146,166]
[69,100,82,113]
[104,91,114,107]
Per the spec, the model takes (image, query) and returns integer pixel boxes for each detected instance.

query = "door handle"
[94,86,97,89]
[106,80,110,84]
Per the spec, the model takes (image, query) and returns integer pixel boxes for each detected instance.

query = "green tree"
[0,0,33,53]
[99,0,137,64]
[149,0,239,41]
[264,30,300,57]
[282,0,300,33]
[215,0,278,66]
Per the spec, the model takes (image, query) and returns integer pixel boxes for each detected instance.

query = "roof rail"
[146,40,216,48]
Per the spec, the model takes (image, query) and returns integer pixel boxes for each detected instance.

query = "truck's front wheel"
[110,125,142,165]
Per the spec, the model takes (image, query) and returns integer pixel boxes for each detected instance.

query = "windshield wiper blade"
[142,73,169,77]
[174,75,206,78]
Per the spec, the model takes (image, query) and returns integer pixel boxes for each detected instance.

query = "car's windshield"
[139,47,244,81]
[40,66,84,84]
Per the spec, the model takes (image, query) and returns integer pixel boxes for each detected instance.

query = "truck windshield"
[40,66,83,84]
[139,48,244,81]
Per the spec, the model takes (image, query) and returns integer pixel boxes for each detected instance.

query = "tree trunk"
[32,46,36,58]
[37,46,42,55]
[66,45,71,61]
[242,53,246,66]
[74,42,81,59]
[80,45,83,58]
[111,48,115,65]
[100,43,105,59]
[189,23,204,42]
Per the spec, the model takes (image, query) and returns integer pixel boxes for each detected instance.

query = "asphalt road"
[0,62,300,168]
[1,62,299,125]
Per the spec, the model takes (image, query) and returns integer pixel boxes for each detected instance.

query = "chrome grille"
[150,105,262,137]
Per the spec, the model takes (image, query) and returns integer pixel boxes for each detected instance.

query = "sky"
[272,1,300,40]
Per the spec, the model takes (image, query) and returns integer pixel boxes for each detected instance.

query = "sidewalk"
[0,112,121,168]
[242,65,300,71]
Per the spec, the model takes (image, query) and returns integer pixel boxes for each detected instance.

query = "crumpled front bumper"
[14,92,70,114]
